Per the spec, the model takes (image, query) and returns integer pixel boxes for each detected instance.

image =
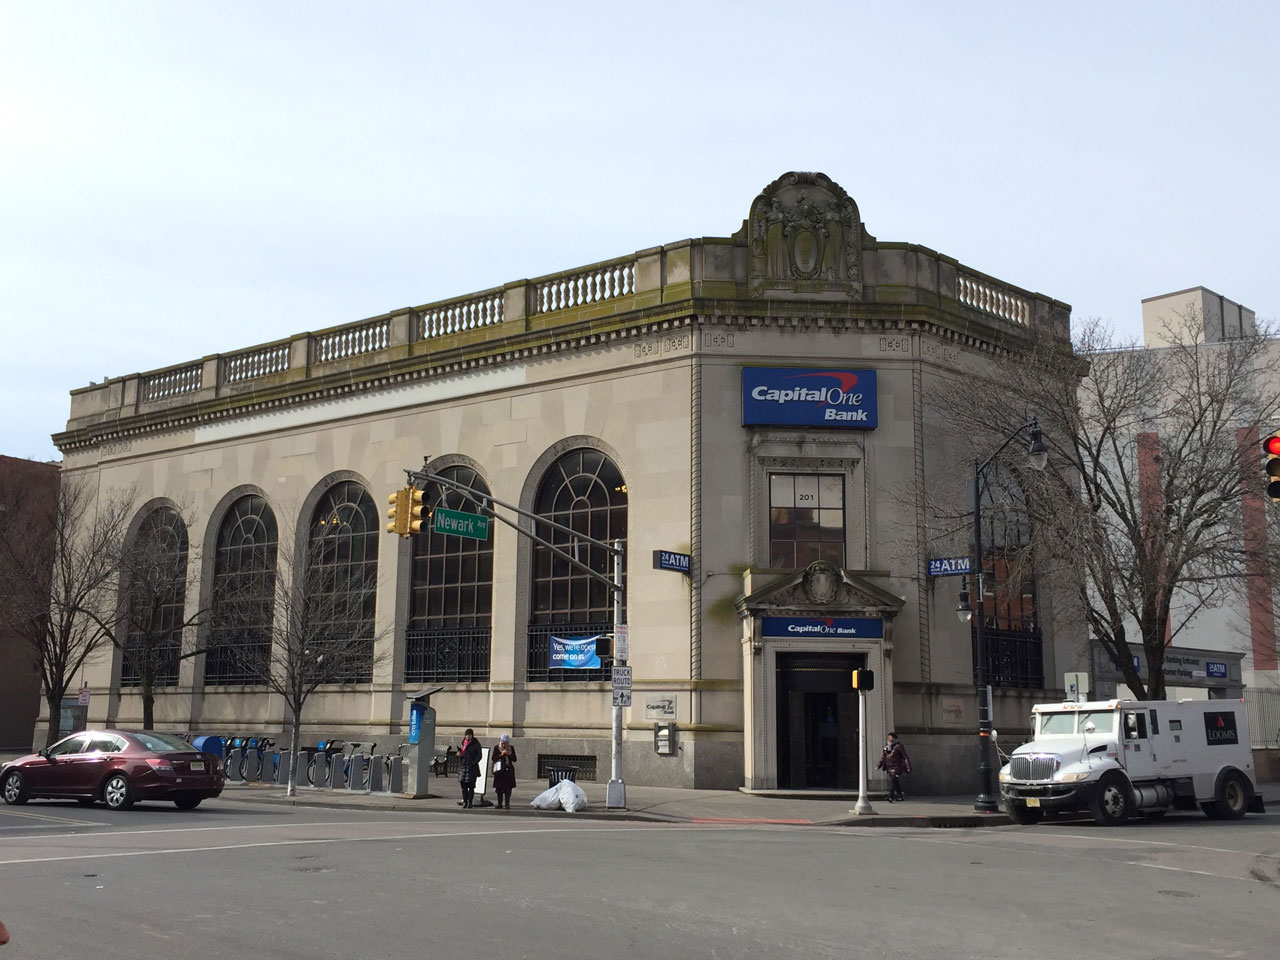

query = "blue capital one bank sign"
[742,367,878,429]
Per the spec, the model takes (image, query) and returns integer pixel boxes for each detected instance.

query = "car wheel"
[1005,799,1043,825]
[173,796,203,810]
[102,773,134,811]
[2,770,29,805]
[1090,772,1132,826]
[1207,769,1251,821]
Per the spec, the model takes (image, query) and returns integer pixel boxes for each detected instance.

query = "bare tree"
[212,523,389,796]
[0,474,135,747]
[940,313,1280,699]
[107,506,209,730]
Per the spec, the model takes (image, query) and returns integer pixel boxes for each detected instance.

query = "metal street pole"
[851,687,874,815]
[606,538,627,809]
[972,463,999,814]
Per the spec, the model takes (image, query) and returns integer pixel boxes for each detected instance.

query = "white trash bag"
[531,784,562,810]
[558,778,588,813]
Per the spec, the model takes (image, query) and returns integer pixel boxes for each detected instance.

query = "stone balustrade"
[420,288,505,339]
[957,274,1029,324]
[140,362,203,402]
[63,239,1063,433]
[534,258,636,315]
[226,341,292,383]
[315,317,391,364]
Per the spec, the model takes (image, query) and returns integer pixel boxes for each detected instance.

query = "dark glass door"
[776,653,865,789]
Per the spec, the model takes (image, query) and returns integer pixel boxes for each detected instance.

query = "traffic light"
[386,487,409,536]
[851,668,875,691]
[1265,432,1280,501]
[407,487,426,534]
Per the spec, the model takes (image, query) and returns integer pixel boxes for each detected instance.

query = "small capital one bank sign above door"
[742,367,878,429]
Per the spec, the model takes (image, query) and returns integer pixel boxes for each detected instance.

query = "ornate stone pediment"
[748,172,863,300]
[735,560,904,620]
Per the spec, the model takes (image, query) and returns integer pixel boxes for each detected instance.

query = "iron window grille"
[305,481,378,683]
[121,506,188,688]
[405,627,492,684]
[405,466,493,683]
[206,495,278,685]
[527,449,626,682]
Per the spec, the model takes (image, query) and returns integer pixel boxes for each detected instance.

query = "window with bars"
[405,466,493,683]
[304,481,378,683]
[121,507,188,688]
[972,469,1043,688]
[206,495,278,685]
[527,449,626,682]
[768,473,845,569]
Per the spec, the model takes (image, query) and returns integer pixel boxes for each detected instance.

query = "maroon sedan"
[1,730,224,811]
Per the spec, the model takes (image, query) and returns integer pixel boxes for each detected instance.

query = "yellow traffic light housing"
[407,488,426,534]
[851,668,875,691]
[1265,433,1280,501]
[386,487,409,536]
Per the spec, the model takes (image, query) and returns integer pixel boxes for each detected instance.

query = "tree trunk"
[44,693,62,748]
[287,708,302,798]
[142,679,155,730]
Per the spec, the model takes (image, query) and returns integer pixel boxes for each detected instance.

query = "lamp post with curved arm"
[957,420,1048,813]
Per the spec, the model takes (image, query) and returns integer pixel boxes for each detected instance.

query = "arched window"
[527,449,627,682]
[972,469,1042,688]
[206,495,278,685]
[304,481,378,683]
[121,507,188,688]
[405,466,494,683]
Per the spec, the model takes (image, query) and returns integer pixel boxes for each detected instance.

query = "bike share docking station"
[403,685,444,798]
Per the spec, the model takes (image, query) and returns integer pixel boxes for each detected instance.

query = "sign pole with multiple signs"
[607,539,627,809]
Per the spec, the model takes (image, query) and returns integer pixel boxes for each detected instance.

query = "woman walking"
[491,733,517,809]
[457,728,482,808]
[877,731,912,801]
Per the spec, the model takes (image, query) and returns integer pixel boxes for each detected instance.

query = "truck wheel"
[1005,800,1043,825]
[1090,772,1132,826]
[1205,769,1251,821]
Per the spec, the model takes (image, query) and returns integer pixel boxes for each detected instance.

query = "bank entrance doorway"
[775,652,865,789]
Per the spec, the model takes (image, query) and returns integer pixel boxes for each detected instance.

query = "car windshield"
[131,732,192,753]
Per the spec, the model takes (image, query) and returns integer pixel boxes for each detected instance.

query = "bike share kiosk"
[404,685,444,798]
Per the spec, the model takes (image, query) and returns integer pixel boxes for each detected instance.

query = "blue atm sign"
[742,368,878,429]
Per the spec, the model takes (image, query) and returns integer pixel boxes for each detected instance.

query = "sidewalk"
[218,778,1015,828]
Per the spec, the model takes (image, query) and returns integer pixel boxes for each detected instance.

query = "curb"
[215,787,1010,828]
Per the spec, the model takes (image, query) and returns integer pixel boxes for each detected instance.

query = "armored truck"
[999,698,1265,826]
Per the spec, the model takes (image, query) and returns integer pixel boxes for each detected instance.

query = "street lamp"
[967,419,1048,813]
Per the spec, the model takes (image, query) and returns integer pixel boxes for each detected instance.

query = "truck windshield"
[1039,713,1077,735]
[1079,711,1116,734]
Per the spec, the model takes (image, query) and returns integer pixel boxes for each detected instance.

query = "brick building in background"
[0,455,60,749]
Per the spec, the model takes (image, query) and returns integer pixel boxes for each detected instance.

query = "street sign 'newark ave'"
[432,507,490,540]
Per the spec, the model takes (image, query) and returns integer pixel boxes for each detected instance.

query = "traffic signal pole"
[395,457,629,808]
[852,685,874,816]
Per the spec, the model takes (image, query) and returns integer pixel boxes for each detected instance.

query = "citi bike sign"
[742,367,878,429]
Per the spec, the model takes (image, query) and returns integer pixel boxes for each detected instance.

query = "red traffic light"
[1266,435,1280,457]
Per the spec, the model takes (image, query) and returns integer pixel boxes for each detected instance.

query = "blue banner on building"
[549,635,603,669]
[761,617,884,639]
[928,557,971,577]
[742,367,878,429]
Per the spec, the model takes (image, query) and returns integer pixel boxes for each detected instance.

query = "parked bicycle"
[306,739,346,786]
[238,736,277,780]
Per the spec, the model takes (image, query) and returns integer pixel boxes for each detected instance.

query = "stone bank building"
[56,172,1082,793]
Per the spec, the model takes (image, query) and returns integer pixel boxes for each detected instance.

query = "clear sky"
[2,1,1276,462]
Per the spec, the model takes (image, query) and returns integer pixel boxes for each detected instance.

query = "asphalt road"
[2,799,1278,960]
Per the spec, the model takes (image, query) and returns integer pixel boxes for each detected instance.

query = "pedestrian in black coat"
[491,733,517,810]
[458,729,482,808]
[877,731,912,801]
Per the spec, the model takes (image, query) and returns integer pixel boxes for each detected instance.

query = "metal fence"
[404,627,491,683]
[526,623,613,681]
[1246,688,1280,748]
[972,627,1044,689]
